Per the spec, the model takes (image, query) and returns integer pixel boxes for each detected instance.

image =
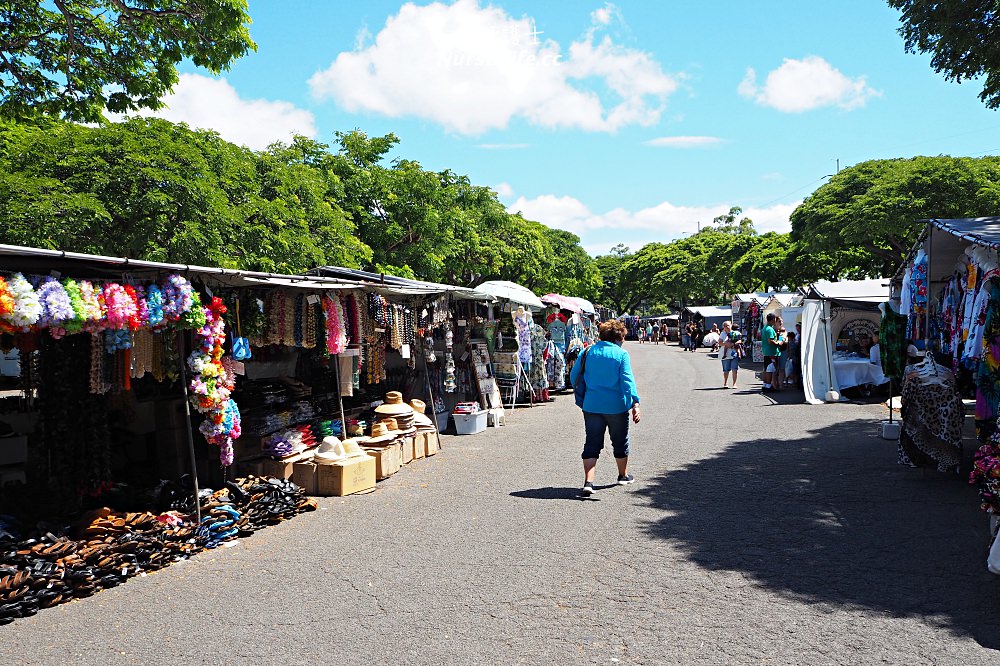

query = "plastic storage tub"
[453,411,487,435]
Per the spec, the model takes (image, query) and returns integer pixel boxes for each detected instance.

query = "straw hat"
[314,437,368,464]
[374,391,414,417]
[412,411,435,429]
[365,421,399,445]
[409,399,426,414]
[385,415,416,436]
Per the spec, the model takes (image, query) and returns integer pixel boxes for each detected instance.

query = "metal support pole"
[332,353,348,440]
[175,331,202,524]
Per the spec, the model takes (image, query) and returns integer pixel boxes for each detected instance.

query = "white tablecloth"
[833,358,887,389]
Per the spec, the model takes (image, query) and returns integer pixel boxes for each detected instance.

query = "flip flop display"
[0,475,316,626]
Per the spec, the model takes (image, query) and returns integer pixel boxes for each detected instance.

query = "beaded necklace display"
[89,333,108,394]
[266,291,283,345]
[282,292,296,347]
[389,304,403,350]
[151,332,165,382]
[293,294,305,347]
[131,328,154,379]
[304,298,317,349]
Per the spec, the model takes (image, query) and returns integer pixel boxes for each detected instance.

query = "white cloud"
[510,194,798,250]
[494,182,515,198]
[591,3,621,26]
[115,73,317,150]
[308,0,679,135]
[644,136,725,148]
[738,56,879,113]
[476,143,531,149]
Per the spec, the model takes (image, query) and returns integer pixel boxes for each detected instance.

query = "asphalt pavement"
[3,341,1000,665]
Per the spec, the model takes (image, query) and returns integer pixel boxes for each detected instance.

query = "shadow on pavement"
[510,485,616,501]
[637,417,1000,650]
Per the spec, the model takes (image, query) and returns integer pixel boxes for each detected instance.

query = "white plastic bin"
[453,411,487,435]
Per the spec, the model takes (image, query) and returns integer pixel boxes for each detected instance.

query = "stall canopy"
[567,296,597,315]
[894,217,1000,284]
[305,266,494,301]
[540,293,583,313]
[803,279,891,311]
[474,280,545,309]
[683,305,731,324]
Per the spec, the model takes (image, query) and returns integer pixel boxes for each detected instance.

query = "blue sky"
[137,0,1000,256]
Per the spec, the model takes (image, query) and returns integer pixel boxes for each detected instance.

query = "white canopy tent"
[801,279,891,404]
[474,280,545,310]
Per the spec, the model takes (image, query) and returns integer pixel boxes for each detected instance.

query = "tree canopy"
[888,0,1000,109]
[0,0,255,122]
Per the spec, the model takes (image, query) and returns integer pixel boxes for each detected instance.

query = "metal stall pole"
[332,352,348,440]
[175,331,202,524]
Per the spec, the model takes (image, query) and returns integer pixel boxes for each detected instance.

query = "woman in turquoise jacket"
[570,319,641,496]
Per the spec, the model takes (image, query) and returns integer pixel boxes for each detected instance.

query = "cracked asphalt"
[4,342,1000,665]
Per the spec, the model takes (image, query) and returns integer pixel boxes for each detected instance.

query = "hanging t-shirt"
[548,319,567,351]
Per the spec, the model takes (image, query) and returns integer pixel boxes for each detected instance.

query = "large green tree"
[0,0,255,122]
[790,155,1000,278]
[0,117,369,272]
[889,0,1000,109]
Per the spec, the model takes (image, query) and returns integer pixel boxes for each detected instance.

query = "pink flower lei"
[324,294,347,354]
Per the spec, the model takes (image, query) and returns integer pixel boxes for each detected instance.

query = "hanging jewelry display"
[131,328,154,379]
[266,291,284,345]
[293,293,305,347]
[389,304,403,350]
[324,294,347,354]
[282,291,296,347]
[150,331,165,382]
[303,297,317,349]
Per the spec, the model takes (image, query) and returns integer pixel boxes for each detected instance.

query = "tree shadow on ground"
[637,418,1000,649]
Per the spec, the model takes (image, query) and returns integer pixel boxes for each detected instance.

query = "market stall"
[0,244,496,624]
[681,306,731,347]
[892,218,1000,569]
[800,279,891,405]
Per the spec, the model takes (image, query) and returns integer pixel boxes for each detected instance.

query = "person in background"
[684,321,696,351]
[869,332,882,366]
[570,319,641,497]
[719,320,741,388]
[645,321,653,344]
[784,330,799,387]
[761,313,780,392]
[651,321,661,345]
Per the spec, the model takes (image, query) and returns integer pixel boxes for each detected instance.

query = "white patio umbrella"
[475,280,545,309]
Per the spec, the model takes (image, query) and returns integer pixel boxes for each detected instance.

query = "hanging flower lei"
[103,283,137,330]
[0,277,14,334]
[129,284,149,330]
[187,296,240,465]
[104,329,132,352]
[161,275,195,323]
[78,280,106,332]
[5,273,41,329]
[61,279,87,334]
[36,278,75,338]
[178,289,206,330]
[146,284,165,329]
[324,294,347,354]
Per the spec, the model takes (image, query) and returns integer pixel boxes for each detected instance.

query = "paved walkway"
[4,343,1000,665]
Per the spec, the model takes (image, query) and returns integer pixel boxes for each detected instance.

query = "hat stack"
[364,421,399,445]
[313,437,368,464]
[375,391,415,431]
[408,399,436,432]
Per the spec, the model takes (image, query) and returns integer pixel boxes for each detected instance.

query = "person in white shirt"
[869,332,881,366]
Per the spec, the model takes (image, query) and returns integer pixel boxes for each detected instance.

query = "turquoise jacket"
[570,341,641,414]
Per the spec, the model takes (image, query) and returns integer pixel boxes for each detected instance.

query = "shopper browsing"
[719,320,741,389]
[570,320,641,497]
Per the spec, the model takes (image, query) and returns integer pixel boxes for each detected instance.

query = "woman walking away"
[570,320,641,497]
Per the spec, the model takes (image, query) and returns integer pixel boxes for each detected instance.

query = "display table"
[833,357,887,389]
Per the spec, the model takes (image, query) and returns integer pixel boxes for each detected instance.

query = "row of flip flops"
[0,476,316,625]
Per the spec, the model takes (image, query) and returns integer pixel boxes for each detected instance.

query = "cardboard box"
[0,435,27,466]
[400,436,414,464]
[262,452,310,480]
[292,459,318,495]
[423,431,440,457]
[364,443,401,480]
[234,457,264,479]
[316,456,376,496]
[410,434,424,460]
